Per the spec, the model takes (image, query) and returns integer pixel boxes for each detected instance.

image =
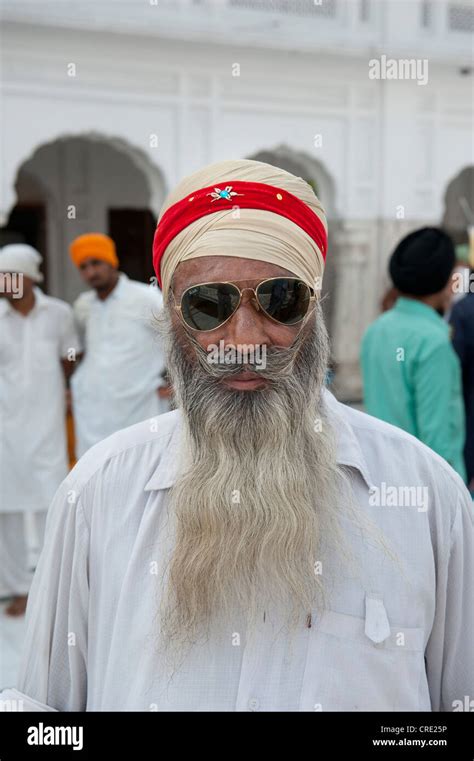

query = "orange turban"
[69,233,119,269]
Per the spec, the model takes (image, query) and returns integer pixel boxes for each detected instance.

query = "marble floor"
[0,599,27,692]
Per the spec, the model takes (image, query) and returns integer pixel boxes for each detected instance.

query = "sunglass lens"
[257,279,311,325]
[181,283,240,330]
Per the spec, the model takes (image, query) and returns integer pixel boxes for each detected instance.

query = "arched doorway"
[1,133,167,303]
[248,145,337,217]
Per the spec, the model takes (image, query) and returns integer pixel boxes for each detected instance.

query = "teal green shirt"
[361,297,466,481]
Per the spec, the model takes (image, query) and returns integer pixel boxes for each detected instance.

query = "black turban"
[389,227,455,296]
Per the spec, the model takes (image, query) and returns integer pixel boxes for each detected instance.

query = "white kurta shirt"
[71,274,166,456]
[2,390,473,711]
[0,288,81,514]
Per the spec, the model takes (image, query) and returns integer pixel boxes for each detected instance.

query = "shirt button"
[248,698,260,711]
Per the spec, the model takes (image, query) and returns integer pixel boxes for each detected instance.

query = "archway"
[1,133,167,302]
[248,145,338,217]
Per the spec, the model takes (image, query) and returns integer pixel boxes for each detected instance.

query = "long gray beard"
[157,304,348,651]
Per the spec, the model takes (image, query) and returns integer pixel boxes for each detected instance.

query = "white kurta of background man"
[71,273,167,457]
[0,287,81,595]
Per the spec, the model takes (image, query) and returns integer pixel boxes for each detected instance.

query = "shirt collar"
[394,296,445,326]
[32,286,49,309]
[88,272,128,303]
[144,388,375,493]
[321,388,375,490]
[144,415,183,491]
[99,272,128,302]
[0,286,47,316]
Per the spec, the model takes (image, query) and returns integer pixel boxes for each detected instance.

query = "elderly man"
[0,245,80,616]
[2,160,472,711]
[69,233,168,456]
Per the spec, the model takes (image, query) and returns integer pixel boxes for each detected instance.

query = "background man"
[361,228,466,480]
[69,233,167,456]
[0,245,80,616]
[450,241,474,493]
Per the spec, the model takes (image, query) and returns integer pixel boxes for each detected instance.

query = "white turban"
[155,159,327,300]
[0,244,43,282]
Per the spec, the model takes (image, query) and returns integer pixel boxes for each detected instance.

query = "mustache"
[179,322,313,381]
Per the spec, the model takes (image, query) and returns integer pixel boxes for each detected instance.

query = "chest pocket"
[299,596,426,711]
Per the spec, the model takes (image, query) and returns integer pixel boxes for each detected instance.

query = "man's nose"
[223,291,272,346]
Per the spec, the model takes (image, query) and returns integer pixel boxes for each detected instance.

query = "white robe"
[0,288,80,597]
[71,274,167,457]
[1,391,473,711]
[0,288,80,514]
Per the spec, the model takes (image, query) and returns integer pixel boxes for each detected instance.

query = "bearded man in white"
[2,160,472,711]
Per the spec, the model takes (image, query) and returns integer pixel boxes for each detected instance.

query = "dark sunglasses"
[174,277,315,332]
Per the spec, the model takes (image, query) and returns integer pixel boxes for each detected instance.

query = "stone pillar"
[329,221,377,402]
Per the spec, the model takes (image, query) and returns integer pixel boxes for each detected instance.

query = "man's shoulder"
[125,279,163,303]
[451,292,474,320]
[364,307,444,339]
[43,293,72,313]
[361,310,391,339]
[361,309,412,350]
[42,294,74,317]
[73,289,95,305]
[73,290,95,314]
[65,409,181,494]
[330,394,469,509]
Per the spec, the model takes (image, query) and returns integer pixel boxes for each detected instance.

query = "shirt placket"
[22,313,32,394]
[234,619,264,711]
